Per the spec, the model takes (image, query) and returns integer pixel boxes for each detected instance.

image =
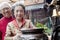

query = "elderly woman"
[5,2,36,40]
[0,2,14,40]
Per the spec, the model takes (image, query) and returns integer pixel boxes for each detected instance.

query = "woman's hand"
[13,32,22,40]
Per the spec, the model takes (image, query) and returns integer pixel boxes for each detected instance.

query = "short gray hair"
[0,2,11,10]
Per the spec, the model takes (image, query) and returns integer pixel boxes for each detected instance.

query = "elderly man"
[0,2,14,40]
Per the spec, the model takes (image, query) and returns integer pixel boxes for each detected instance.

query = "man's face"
[1,7,12,18]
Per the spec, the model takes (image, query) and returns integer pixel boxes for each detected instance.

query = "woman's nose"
[18,12,21,15]
[5,9,8,12]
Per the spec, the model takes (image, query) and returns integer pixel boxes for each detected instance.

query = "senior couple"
[0,2,36,40]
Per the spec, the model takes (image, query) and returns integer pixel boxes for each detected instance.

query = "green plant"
[36,22,52,35]
[36,22,48,30]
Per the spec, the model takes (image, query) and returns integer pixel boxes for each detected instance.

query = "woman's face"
[1,7,12,18]
[14,6,24,20]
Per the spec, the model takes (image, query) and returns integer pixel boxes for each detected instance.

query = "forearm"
[4,36,14,40]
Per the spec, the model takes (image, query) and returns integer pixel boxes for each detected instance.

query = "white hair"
[12,1,24,7]
[0,2,11,10]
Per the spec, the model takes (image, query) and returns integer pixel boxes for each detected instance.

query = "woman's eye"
[16,10,18,12]
[20,10,23,12]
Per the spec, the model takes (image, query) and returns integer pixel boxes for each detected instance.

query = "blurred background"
[0,0,60,39]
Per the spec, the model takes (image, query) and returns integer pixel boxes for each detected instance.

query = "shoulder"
[7,20,14,26]
[0,17,4,24]
[25,19,31,22]
[0,17,4,21]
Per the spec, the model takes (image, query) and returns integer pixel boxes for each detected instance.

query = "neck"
[4,15,12,18]
[16,18,24,23]
[4,16,12,19]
